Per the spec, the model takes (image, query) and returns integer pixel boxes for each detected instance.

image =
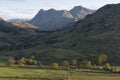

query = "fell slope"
[11,21,38,29]
[46,3,120,64]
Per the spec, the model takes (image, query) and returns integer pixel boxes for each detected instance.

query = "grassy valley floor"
[0,66,119,80]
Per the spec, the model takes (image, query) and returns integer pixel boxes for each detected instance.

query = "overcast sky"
[0,0,120,20]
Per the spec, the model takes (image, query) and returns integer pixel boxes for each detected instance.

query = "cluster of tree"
[89,53,108,65]
[7,53,108,68]
[52,59,120,73]
[7,53,120,73]
[111,67,120,73]
[52,59,77,69]
[79,53,108,69]
[7,55,37,66]
[52,53,109,70]
[103,63,120,73]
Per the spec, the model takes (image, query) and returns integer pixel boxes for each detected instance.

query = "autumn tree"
[63,60,70,67]
[7,58,16,66]
[27,55,37,65]
[52,63,59,69]
[71,59,77,66]
[17,57,26,66]
[80,60,92,68]
[103,63,110,70]
[29,55,36,60]
[90,53,108,65]
[97,53,107,65]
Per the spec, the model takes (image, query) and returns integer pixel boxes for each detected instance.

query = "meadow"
[0,66,119,80]
[0,56,120,80]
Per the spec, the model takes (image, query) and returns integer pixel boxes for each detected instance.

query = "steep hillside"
[0,18,45,51]
[11,21,38,29]
[45,3,120,64]
[0,17,21,33]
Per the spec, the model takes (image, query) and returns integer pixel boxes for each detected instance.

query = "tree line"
[7,53,120,73]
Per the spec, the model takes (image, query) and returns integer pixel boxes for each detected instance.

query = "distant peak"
[39,8,56,13]
[74,5,82,8]
[40,9,44,11]
[72,5,83,9]
[70,5,88,12]
[48,8,56,11]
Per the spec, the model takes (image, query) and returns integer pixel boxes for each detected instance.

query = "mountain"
[70,6,95,21]
[43,3,120,64]
[0,17,20,33]
[0,17,44,51]
[1,3,120,64]
[29,9,75,31]
[0,17,25,49]
[0,17,86,63]
[29,6,95,31]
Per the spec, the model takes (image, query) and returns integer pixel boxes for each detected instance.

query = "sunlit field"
[0,66,119,80]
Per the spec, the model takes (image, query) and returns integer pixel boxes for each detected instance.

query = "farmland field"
[0,67,119,80]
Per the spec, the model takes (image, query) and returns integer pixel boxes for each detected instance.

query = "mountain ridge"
[47,3,120,64]
[29,5,95,31]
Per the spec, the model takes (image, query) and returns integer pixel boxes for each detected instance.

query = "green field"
[0,67,68,80]
[0,56,119,80]
[0,67,119,80]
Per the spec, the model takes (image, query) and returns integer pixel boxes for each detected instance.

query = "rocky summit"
[29,6,95,31]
